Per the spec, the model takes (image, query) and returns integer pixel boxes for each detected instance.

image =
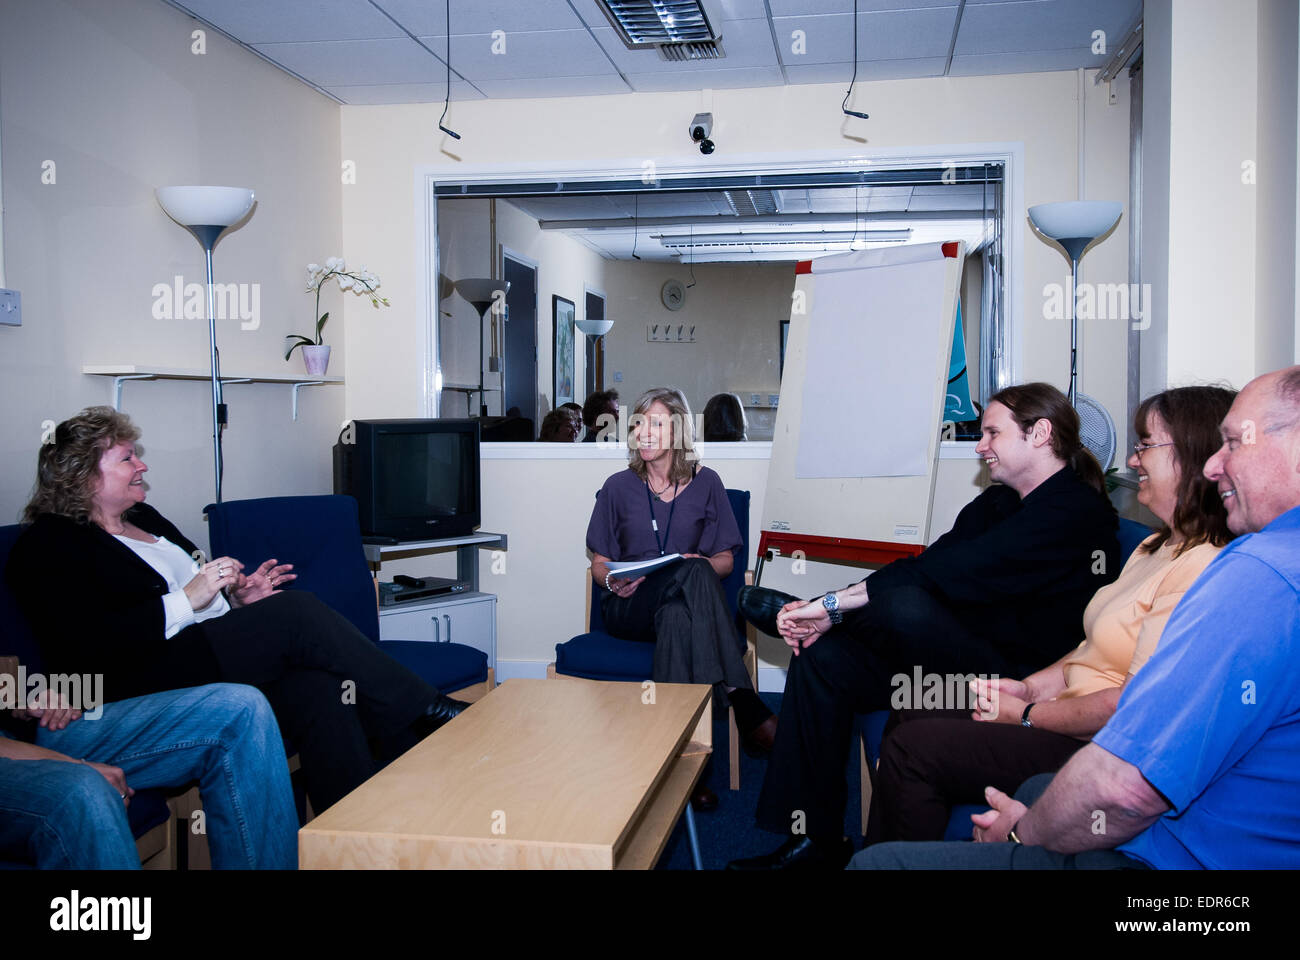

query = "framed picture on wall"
[553,295,576,407]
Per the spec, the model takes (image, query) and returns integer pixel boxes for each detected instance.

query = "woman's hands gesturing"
[185,557,243,610]
[228,559,296,607]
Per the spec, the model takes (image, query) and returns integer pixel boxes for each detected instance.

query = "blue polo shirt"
[1093,505,1300,868]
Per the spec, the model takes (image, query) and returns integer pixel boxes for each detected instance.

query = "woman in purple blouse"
[586,388,776,810]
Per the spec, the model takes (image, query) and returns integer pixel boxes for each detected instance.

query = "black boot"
[738,585,801,638]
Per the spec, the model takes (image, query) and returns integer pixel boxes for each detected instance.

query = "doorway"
[501,251,538,431]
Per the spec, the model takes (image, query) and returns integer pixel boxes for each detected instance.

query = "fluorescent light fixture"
[599,0,723,47]
[657,229,911,247]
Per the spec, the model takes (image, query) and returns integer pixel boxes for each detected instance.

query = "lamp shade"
[454,278,510,312]
[156,186,255,228]
[1027,201,1122,261]
[575,318,614,336]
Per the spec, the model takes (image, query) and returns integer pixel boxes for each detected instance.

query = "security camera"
[689,112,715,155]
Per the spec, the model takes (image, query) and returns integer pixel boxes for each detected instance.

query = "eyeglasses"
[1133,441,1175,459]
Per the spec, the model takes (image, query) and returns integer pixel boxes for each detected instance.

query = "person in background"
[587,387,774,811]
[539,409,579,442]
[865,385,1235,844]
[703,393,748,442]
[559,402,584,440]
[582,389,620,443]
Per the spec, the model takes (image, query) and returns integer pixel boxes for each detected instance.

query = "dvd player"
[378,576,468,606]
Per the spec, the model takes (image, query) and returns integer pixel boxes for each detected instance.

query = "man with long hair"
[730,382,1119,870]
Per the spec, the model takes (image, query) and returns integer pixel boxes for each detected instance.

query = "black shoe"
[738,585,801,638]
[725,836,853,871]
[414,694,471,738]
[741,714,778,757]
[691,784,719,812]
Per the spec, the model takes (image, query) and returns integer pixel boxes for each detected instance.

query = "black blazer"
[5,504,222,702]
[865,466,1120,671]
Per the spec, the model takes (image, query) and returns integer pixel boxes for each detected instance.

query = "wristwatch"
[821,592,843,625]
[1020,703,1036,727]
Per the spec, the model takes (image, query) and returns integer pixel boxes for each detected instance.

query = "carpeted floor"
[655,691,865,870]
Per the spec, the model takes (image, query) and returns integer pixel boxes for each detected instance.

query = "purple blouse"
[586,466,742,563]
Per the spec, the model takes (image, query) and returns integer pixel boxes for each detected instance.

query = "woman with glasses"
[864,385,1238,844]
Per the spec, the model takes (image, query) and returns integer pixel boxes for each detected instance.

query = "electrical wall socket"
[0,288,21,326]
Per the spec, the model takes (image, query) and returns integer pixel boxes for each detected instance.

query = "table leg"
[684,805,703,870]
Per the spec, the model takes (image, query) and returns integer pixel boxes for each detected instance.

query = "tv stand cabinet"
[365,532,507,673]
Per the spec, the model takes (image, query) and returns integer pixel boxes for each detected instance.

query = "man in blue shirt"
[851,365,1300,869]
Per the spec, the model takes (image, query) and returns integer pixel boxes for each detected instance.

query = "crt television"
[334,419,481,541]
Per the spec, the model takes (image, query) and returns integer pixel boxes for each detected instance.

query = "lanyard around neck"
[644,477,679,557]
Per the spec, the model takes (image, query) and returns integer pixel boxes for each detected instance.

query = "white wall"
[0,0,344,546]
[599,259,794,418]
[1256,0,1299,371]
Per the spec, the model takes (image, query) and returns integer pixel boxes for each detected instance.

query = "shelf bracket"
[112,375,153,410]
[291,381,325,420]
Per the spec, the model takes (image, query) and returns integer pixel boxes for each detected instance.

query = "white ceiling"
[163,0,1142,105]
[490,181,994,261]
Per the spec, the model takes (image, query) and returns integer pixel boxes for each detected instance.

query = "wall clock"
[661,278,686,311]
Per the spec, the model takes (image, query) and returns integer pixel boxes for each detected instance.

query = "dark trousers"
[601,558,752,689]
[865,713,1087,843]
[191,591,438,811]
[849,773,1150,870]
[755,585,1028,840]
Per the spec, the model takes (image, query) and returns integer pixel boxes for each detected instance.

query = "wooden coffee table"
[298,678,712,869]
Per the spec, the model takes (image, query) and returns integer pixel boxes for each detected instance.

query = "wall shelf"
[83,364,343,420]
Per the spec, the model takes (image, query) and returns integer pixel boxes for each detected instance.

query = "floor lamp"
[156,185,255,504]
[1027,201,1122,406]
[454,278,509,417]
[575,317,613,393]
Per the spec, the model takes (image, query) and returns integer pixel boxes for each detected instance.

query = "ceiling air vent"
[724,190,779,216]
[599,0,725,59]
[659,41,723,61]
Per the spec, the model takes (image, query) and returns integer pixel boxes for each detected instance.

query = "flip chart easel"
[756,241,966,582]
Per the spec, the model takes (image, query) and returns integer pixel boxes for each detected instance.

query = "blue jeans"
[23,683,297,868]
[0,758,140,868]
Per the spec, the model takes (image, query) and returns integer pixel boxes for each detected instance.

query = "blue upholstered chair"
[203,495,492,700]
[550,488,758,791]
[0,524,176,869]
[856,516,1157,839]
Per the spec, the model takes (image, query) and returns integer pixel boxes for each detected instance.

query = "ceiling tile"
[413,29,619,80]
[955,0,1139,55]
[769,0,957,13]
[772,9,958,64]
[251,37,445,86]
[474,75,634,98]
[373,0,589,35]
[173,0,406,42]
